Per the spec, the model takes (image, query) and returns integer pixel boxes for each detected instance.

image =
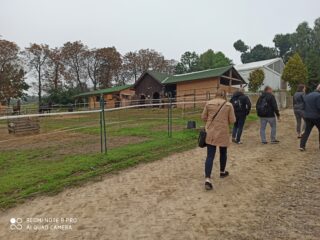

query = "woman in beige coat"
[201,89,236,190]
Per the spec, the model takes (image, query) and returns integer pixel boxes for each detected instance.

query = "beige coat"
[201,98,236,147]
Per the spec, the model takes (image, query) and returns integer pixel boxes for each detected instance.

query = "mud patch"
[0,130,148,157]
[56,135,148,155]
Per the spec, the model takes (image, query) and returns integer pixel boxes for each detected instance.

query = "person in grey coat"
[256,86,280,144]
[299,84,320,151]
[293,84,306,138]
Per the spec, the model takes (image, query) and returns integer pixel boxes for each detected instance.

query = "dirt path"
[0,110,319,240]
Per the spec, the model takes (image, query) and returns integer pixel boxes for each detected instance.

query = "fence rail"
[0,100,207,157]
[0,100,209,118]
[0,89,292,118]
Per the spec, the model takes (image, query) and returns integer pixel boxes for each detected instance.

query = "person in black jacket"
[230,88,251,144]
[299,84,320,151]
[256,86,280,144]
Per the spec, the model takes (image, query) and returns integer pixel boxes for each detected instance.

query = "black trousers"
[232,114,247,142]
[205,145,227,178]
[300,118,320,148]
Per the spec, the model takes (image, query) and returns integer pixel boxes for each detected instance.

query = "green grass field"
[0,108,258,209]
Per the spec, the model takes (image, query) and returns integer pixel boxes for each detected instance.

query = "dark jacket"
[293,92,305,112]
[303,91,320,119]
[256,92,280,118]
[230,92,251,116]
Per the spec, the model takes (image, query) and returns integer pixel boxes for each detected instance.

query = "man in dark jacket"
[299,84,320,151]
[231,88,251,144]
[256,86,280,144]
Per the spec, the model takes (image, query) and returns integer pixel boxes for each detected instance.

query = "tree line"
[0,40,180,106]
[0,38,232,106]
[234,17,320,91]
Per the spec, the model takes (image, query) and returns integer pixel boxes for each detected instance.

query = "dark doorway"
[152,92,160,106]
[140,94,146,105]
[164,84,176,99]
[153,92,160,100]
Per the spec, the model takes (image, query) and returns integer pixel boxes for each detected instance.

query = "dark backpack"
[231,96,242,112]
[256,96,268,117]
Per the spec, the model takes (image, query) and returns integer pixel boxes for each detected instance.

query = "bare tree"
[163,59,177,75]
[0,39,20,71]
[45,47,65,91]
[0,39,28,105]
[123,49,175,82]
[0,64,28,105]
[85,49,99,90]
[23,43,50,108]
[86,47,122,89]
[96,47,122,88]
[61,41,88,91]
[122,51,140,82]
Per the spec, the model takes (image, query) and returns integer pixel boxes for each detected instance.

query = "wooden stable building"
[132,66,246,108]
[0,101,6,110]
[0,101,8,115]
[75,85,134,109]
[75,66,246,109]
[162,66,246,107]
[132,71,171,103]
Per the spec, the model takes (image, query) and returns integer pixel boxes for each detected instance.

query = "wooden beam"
[221,75,243,82]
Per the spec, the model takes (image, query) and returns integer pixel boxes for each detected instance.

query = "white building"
[235,58,287,92]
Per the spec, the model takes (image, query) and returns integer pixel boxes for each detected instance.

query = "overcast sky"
[1,0,320,64]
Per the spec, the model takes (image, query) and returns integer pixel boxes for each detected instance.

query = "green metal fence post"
[170,98,172,138]
[99,95,103,153]
[167,95,170,137]
[167,93,173,138]
[102,97,107,154]
[99,94,107,154]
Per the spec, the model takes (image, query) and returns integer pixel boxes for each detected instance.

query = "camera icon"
[10,218,23,230]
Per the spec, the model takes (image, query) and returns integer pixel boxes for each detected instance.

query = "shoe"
[271,140,280,144]
[220,171,229,178]
[299,147,306,152]
[262,142,268,144]
[232,138,237,143]
[297,134,302,139]
[205,181,213,190]
[236,141,243,144]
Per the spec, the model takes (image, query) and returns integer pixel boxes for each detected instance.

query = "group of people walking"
[201,84,320,190]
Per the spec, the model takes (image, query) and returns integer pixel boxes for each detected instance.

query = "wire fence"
[0,89,292,117]
[0,90,293,161]
[0,100,206,160]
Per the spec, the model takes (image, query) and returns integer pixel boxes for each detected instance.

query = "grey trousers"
[260,117,277,142]
[294,110,305,135]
